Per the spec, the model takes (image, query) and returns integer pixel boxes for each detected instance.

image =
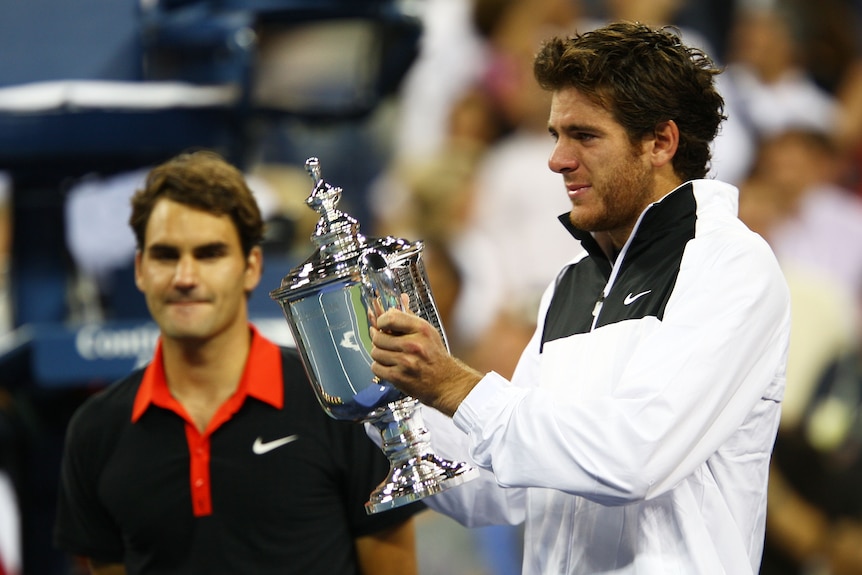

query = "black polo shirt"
[55,327,422,575]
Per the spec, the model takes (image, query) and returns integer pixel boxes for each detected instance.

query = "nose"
[548,141,578,174]
[173,255,199,288]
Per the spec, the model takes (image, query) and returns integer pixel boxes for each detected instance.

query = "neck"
[161,324,253,410]
[594,231,621,262]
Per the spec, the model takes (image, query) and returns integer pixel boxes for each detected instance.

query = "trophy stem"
[365,397,479,514]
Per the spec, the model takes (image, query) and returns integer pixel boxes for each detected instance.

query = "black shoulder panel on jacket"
[541,183,697,347]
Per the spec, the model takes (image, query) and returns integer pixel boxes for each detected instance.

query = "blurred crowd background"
[3,0,862,573]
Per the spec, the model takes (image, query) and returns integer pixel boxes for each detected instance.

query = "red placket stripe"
[184,424,212,517]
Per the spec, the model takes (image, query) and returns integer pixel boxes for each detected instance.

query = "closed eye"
[193,243,229,260]
[549,127,599,144]
[569,130,598,142]
[148,245,179,261]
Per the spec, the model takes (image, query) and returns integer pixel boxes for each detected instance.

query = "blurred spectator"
[761,285,862,575]
[716,0,842,183]
[747,129,862,300]
[731,0,862,170]
[738,127,862,424]
[387,0,579,162]
[835,60,862,194]
[737,126,862,574]
[739,175,857,428]
[832,0,862,195]
[460,130,573,373]
[796,0,859,96]
[387,0,490,162]
[372,144,496,352]
[63,168,151,323]
[724,0,841,134]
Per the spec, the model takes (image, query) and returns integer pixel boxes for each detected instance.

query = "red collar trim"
[131,325,283,423]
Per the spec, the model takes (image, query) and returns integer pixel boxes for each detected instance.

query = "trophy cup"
[270,157,478,514]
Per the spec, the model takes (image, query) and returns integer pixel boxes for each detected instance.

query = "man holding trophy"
[54,151,423,575]
[368,22,792,575]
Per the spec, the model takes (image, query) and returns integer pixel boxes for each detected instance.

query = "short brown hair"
[534,21,726,181]
[129,150,264,255]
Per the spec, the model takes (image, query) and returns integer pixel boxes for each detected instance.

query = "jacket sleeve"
[451,231,791,505]
[417,282,558,527]
[419,404,526,527]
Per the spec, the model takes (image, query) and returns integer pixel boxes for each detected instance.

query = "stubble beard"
[569,155,654,235]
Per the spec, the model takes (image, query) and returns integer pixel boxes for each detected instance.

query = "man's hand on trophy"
[370,306,483,418]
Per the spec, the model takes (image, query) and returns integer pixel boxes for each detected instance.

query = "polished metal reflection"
[270,157,478,514]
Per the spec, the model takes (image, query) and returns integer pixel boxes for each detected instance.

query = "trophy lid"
[270,157,415,302]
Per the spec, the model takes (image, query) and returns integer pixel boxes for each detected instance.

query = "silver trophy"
[270,157,478,514]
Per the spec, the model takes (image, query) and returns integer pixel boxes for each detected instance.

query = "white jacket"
[424,179,791,574]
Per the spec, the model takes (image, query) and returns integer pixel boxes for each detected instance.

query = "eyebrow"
[549,121,603,134]
[146,241,231,255]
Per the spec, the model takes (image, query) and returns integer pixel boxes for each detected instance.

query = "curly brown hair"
[534,21,726,181]
[129,150,264,256]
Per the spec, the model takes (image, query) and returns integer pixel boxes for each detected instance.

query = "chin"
[568,211,593,230]
[160,323,211,342]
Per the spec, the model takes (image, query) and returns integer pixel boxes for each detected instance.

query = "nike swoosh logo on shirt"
[623,290,652,305]
[252,434,299,455]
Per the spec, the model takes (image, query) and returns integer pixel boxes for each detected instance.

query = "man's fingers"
[370,321,413,354]
[375,307,414,334]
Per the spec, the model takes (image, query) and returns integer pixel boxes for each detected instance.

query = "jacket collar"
[557,179,738,262]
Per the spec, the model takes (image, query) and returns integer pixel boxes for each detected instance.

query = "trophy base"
[366,454,480,514]
[365,397,479,514]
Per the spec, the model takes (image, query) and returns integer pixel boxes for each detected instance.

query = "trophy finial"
[304,156,343,219]
[302,156,359,252]
[305,157,322,186]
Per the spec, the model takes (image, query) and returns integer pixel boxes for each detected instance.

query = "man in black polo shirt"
[54,151,423,575]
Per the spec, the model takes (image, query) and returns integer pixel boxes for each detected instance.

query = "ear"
[244,245,263,293]
[649,120,679,168]
[134,250,145,292]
